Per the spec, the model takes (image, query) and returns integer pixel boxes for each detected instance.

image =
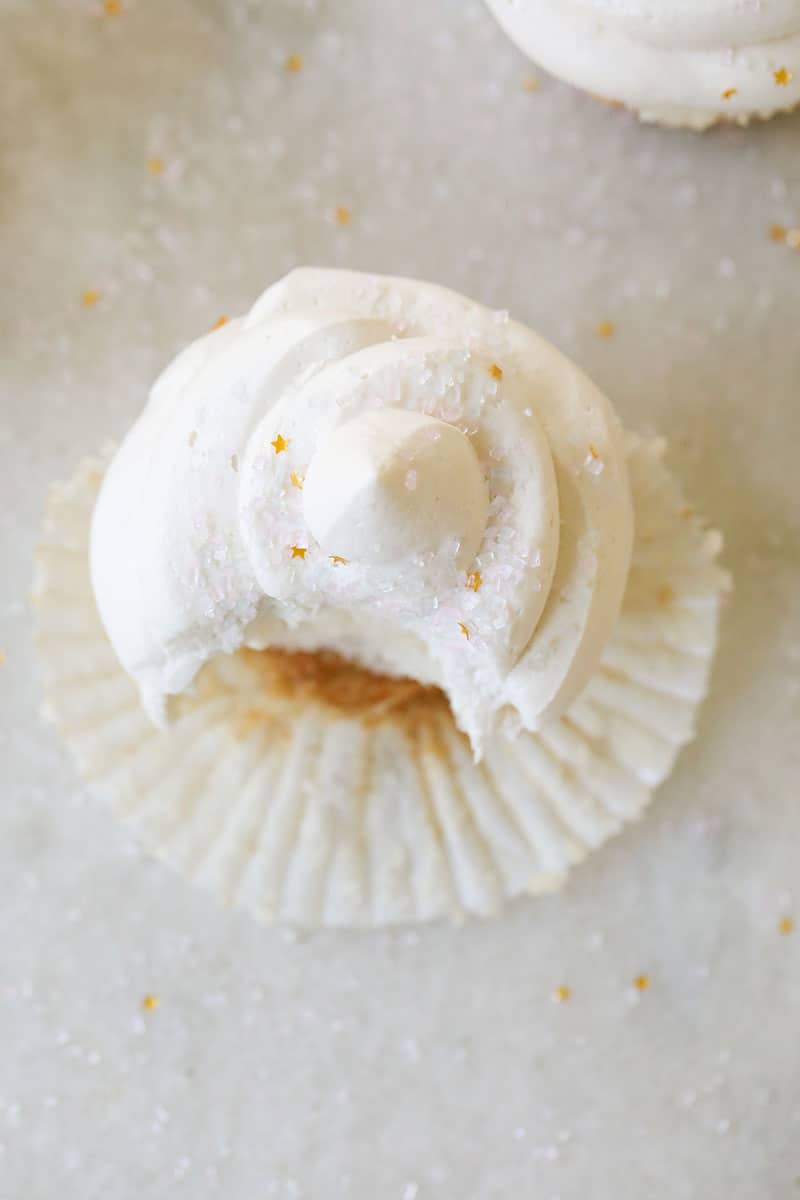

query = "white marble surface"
[2,2,799,1197]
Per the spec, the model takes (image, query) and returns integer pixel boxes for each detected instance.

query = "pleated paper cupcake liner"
[33,435,729,927]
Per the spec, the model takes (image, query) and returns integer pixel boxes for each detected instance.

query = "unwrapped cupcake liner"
[33,435,729,927]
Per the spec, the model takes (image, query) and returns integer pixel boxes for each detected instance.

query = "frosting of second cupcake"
[485,0,800,128]
[90,268,633,754]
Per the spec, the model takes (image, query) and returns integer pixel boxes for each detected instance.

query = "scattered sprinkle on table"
[552,985,571,1003]
[81,289,100,307]
[721,88,737,100]
[488,363,503,381]
[521,75,540,93]
[595,319,615,339]
[285,53,303,73]
[774,68,793,86]
[334,206,351,225]
[769,224,787,243]
[778,916,794,935]
[142,994,159,1011]
[147,156,164,176]
[633,974,651,991]
[210,315,228,331]
[103,0,121,14]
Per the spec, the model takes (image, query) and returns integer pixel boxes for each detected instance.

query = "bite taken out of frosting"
[484,0,800,129]
[90,269,633,757]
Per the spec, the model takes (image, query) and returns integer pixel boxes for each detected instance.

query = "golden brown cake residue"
[236,646,450,732]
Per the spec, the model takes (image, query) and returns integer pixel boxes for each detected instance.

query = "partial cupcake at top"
[485,0,800,129]
[34,268,729,927]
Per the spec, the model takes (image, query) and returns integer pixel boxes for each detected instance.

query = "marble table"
[1,2,799,1196]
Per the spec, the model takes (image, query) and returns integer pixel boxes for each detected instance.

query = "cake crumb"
[778,916,794,935]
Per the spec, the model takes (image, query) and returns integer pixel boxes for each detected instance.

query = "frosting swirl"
[91,269,633,754]
[485,0,800,128]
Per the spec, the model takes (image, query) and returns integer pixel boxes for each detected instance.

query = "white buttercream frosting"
[485,0,800,129]
[90,268,633,754]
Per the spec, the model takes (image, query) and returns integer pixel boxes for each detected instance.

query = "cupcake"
[34,268,729,927]
[484,0,800,130]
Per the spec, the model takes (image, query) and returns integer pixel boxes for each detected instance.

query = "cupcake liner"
[33,436,729,927]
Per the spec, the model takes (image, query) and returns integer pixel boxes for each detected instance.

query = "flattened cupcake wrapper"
[33,436,729,927]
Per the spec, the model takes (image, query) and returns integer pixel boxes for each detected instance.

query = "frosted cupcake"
[484,0,800,130]
[34,269,729,927]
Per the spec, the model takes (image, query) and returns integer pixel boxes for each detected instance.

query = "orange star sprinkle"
[147,156,164,176]
[290,470,304,489]
[595,320,615,339]
[721,88,737,100]
[210,315,228,331]
[81,289,100,307]
[103,0,121,14]
[330,555,348,565]
[466,570,483,593]
[769,224,787,243]
[774,68,793,86]
[779,916,794,935]
[488,363,503,381]
[334,206,351,225]
[552,985,571,1003]
[271,434,289,454]
[633,974,651,992]
[142,994,159,1011]
[458,622,470,641]
[521,75,540,93]
[588,444,600,459]
[285,53,303,73]
[291,546,308,560]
